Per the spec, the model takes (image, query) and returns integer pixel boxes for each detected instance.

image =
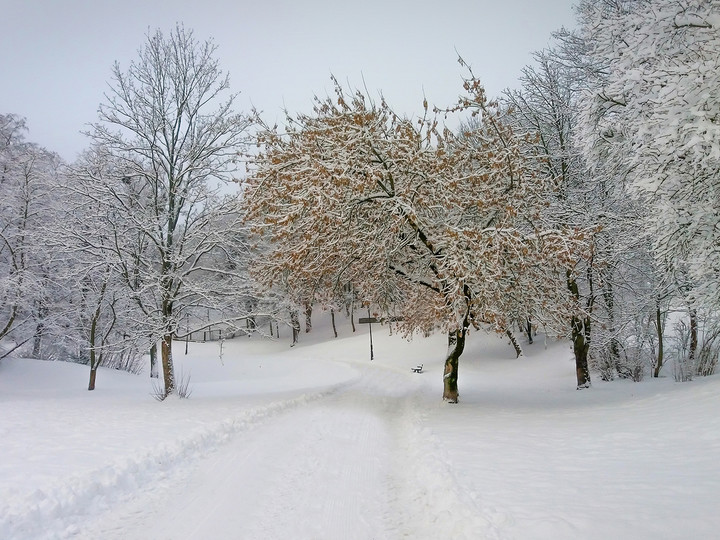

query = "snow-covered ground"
[2,316,720,539]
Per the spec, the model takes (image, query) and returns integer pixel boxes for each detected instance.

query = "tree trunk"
[32,322,44,359]
[443,330,466,403]
[149,342,159,379]
[88,367,98,391]
[331,309,338,338]
[161,333,175,396]
[304,302,312,333]
[653,304,664,378]
[571,315,591,389]
[567,274,591,389]
[526,318,533,345]
[603,280,621,372]
[350,302,356,333]
[246,300,257,332]
[689,308,698,368]
[505,328,523,358]
[290,310,300,346]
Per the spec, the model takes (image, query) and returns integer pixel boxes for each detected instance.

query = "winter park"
[2,0,720,538]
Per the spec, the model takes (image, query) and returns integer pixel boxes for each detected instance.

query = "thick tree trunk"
[443,330,466,403]
[567,274,591,389]
[88,367,98,391]
[161,333,175,396]
[149,342,159,378]
[571,315,591,389]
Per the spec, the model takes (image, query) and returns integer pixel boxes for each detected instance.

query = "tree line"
[2,1,718,400]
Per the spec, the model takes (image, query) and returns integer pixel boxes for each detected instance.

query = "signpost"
[359,309,376,360]
[358,312,404,361]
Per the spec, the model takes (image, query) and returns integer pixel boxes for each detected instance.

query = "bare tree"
[84,25,253,396]
[0,114,62,359]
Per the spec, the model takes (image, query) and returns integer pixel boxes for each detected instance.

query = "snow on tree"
[81,25,254,397]
[577,0,720,325]
[0,114,63,359]
[502,40,668,385]
[243,74,584,402]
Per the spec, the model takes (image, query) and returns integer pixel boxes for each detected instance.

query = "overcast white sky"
[1,0,577,161]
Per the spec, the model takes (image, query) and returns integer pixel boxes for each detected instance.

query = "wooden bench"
[411,364,423,373]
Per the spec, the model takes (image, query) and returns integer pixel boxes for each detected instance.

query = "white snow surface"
[2,316,720,539]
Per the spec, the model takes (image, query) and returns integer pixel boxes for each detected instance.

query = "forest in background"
[1,0,718,400]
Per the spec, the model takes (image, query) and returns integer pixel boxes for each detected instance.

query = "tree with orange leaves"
[243,73,584,402]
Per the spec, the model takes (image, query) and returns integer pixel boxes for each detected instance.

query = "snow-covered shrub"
[593,336,649,383]
[669,319,693,382]
[151,368,192,401]
[695,326,720,378]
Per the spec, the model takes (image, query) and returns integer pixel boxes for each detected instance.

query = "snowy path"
[8,328,717,539]
[76,366,431,540]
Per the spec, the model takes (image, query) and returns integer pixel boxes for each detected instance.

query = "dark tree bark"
[443,330,466,403]
[526,318,533,344]
[568,274,592,389]
[88,367,98,391]
[505,328,523,358]
[653,304,664,378]
[331,308,338,338]
[689,308,698,366]
[571,314,591,388]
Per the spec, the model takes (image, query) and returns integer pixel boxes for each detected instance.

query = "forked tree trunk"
[443,329,466,403]
[161,333,175,396]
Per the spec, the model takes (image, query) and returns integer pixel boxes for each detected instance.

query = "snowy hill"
[1,318,719,539]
